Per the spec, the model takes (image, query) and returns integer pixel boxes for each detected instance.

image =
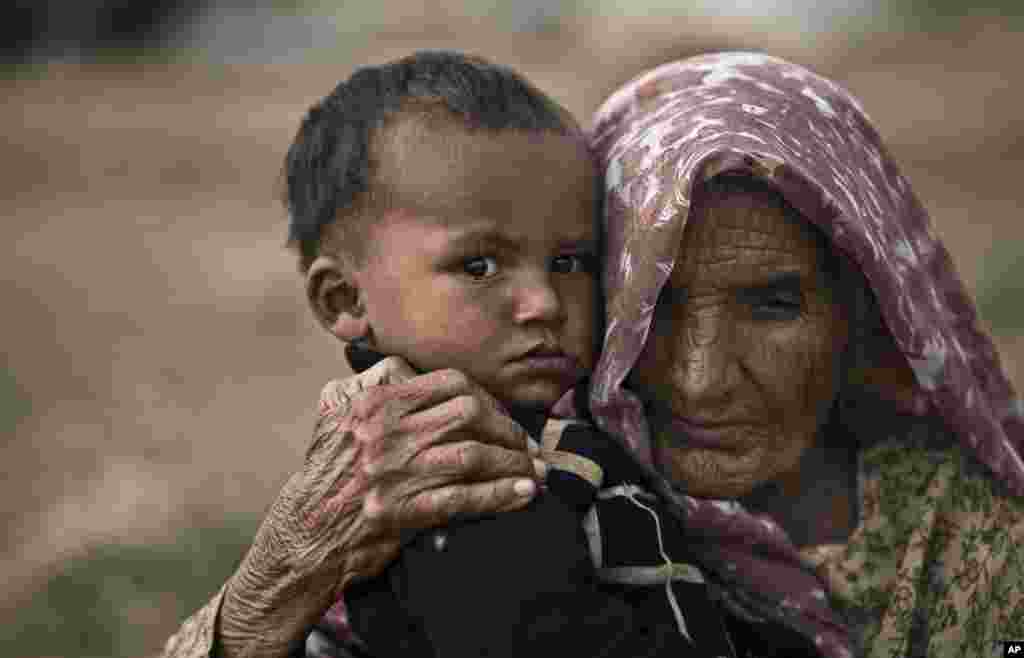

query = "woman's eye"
[463,256,499,279]
[551,253,595,274]
[750,296,802,321]
[657,284,688,307]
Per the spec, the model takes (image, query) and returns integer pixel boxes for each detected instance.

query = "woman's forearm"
[217,569,328,658]
[162,504,363,658]
[216,486,354,658]
[160,583,229,658]
[164,359,541,658]
[160,560,332,658]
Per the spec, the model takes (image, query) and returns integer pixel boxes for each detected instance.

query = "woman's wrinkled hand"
[217,357,545,658]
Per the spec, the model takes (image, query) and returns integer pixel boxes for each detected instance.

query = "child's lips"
[507,349,586,380]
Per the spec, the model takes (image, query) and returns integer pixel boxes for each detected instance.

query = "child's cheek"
[435,302,495,349]
[563,281,600,371]
[410,293,500,372]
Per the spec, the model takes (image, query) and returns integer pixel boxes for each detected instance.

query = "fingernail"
[514,479,537,497]
[532,458,549,480]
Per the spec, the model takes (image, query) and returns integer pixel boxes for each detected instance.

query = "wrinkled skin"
[630,179,850,505]
[217,357,544,658]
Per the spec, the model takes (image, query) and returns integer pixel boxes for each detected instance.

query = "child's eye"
[551,253,596,274]
[463,256,499,279]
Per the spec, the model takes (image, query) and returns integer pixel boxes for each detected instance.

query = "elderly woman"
[583,51,1024,655]
[164,53,1024,658]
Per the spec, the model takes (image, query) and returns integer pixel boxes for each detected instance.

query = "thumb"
[321,356,418,413]
[364,355,417,386]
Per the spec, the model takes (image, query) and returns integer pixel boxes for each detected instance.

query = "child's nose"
[513,272,563,325]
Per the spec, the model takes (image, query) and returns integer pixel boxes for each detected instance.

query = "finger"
[361,442,546,533]
[401,391,531,454]
[361,355,417,386]
[376,477,540,531]
[318,355,417,414]
[318,379,354,418]
[310,362,425,468]
[361,393,530,477]
[424,477,539,523]
[350,368,503,427]
[365,439,545,497]
[408,440,547,483]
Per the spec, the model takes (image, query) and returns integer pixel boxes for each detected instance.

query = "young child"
[285,51,760,658]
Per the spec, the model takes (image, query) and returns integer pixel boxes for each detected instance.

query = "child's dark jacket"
[337,345,821,658]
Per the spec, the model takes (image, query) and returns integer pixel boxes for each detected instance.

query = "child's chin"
[502,383,571,411]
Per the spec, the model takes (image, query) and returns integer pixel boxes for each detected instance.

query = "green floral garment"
[805,434,1024,657]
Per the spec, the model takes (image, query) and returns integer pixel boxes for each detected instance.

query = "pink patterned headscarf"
[587,52,1024,657]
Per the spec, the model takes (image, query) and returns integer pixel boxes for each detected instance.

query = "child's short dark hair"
[284,50,581,271]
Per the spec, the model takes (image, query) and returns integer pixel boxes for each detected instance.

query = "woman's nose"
[672,308,737,403]
[513,272,563,325]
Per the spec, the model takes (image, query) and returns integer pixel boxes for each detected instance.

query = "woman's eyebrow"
[741,271,804,294]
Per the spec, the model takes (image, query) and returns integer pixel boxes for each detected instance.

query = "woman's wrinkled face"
[629,181,850,499]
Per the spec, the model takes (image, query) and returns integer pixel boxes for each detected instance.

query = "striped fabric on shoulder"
[539,418,605,488]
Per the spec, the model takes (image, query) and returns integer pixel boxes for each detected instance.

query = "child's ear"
[306,255,369,342]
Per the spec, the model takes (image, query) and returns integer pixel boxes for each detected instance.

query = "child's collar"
[344,340,391,374]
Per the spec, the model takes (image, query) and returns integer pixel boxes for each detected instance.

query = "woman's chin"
[655,445,764,499]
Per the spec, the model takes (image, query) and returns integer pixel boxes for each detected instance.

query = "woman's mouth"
[655,415,752,450]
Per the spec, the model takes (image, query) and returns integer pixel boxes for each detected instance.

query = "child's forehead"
[377,211,595,247]
[373,119,595,216]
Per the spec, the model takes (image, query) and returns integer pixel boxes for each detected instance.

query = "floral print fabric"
[808,432,1024,656]
[588,51,1024,656]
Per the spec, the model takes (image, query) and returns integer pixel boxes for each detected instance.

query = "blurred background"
[2,1,1022,655]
